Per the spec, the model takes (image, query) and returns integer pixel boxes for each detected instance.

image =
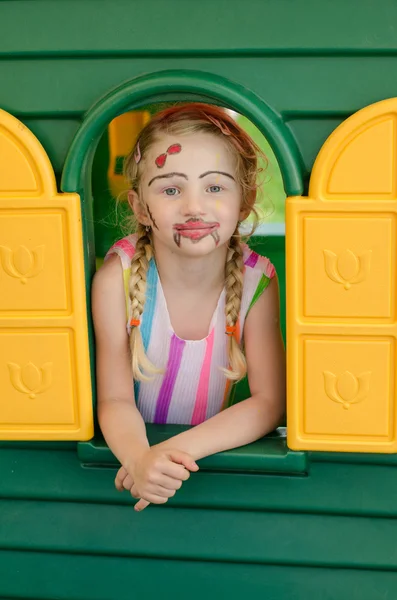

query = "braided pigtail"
[222,227,247,381]
[128,223,163,381]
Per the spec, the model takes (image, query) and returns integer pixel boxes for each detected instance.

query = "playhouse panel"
[0,109,93,440]
[287,97,397,453]
[0,212,69,311]
[302,214,394,319]
[0,124,40,193]
[302,337,393,439]
[0,330,77,428]
[0,110,56,197]
[328,116,395,196]
[309,100,397,201]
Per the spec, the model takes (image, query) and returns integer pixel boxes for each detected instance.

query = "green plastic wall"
[1,1,397,597]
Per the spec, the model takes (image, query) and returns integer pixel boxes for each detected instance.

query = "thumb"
[167,450,199,472]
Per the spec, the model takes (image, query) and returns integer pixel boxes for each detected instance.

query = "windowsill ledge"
[77,425,308,475]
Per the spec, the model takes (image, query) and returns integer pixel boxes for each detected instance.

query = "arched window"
[62,70,306,473]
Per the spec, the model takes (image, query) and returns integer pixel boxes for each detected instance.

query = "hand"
[115,465,136,494]
[115,447,199,511]
[115,466,146,502]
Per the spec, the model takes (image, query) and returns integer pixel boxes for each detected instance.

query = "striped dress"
[105,234,276,425]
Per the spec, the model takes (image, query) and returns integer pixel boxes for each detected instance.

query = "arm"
[156,276,286,461]
[92,255,149,469]
[92,255,197,506]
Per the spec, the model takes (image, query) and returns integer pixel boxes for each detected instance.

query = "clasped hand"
[115,446,199,511]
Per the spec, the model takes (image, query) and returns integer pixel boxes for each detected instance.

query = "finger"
[134,499,150,511]
[167,450,199,472]
[151,474,183,491]
[115,466,128,491]
[160,461,191,481]
[134,494,169,511]
[135,491,173,508]
[150,485,176,499]
[122,474,134,491]
[130,485,174,501]
[130,485,140,499]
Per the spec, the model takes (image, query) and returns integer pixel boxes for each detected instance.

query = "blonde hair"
[123,103,267,382]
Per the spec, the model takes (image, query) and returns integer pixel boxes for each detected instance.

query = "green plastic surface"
[2,441,397,597]
[2,446,397,516]
[1,551,396,600]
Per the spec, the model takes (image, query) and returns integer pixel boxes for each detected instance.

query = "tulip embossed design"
[0,245,44,284]
[323,249,371,290]
[8,361,52,399]
[323,370,371,410]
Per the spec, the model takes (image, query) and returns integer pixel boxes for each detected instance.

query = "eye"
[207,185,223,193]
[164,187,180,196]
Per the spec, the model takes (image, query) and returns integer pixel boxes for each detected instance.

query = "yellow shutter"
[0,109,93,440]
[287,98,397,453]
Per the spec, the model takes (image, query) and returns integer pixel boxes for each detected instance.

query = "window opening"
[83,100,292,469]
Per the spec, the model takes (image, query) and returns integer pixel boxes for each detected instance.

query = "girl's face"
[130,132,246,257]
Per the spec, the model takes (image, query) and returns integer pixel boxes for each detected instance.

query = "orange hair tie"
[129,318,141,328]
[225,325,237,336]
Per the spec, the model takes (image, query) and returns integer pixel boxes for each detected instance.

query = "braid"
[128,223,163,381]
[223,227,247,381]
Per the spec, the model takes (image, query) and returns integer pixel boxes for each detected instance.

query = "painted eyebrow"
[199,170,236,181]
[148,172,188,186]
[148,170,236,187]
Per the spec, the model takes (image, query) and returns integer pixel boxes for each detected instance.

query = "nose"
[181,191,206,217]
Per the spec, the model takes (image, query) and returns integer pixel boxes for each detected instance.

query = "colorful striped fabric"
[105,234,276,425]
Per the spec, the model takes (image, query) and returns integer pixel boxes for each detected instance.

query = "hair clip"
[206,115,232,136]
[225,325,237,336]
[134,141,142,164]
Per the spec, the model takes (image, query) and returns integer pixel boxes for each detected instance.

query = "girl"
[92,103,286,511]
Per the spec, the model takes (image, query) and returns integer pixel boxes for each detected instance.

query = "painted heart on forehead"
[155,143,182,168]
[155,153,167,168]
[167,143,182,155]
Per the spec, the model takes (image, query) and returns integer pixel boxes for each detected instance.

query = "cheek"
[216,198,241,222]
[144,201,171,232]
[148,200,169,217]
[151,206,178,233]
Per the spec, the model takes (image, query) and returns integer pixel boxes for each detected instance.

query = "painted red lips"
[172,218,220,247]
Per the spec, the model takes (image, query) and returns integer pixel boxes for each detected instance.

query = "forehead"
[143,132,236,177]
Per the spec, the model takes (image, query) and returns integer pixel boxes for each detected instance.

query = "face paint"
[167,144,182,155]
[172,217,220,248]
[155,143,182,168]
[146,205,159,230]
[155,153,167,168]
[211,229,220,246]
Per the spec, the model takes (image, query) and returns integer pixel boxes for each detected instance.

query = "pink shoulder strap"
[243,244,276,279]
[104,235,136,270]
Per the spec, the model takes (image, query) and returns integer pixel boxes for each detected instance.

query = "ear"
[127,190,151,226]
[239,190,256,222]
[239,206,251,222]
